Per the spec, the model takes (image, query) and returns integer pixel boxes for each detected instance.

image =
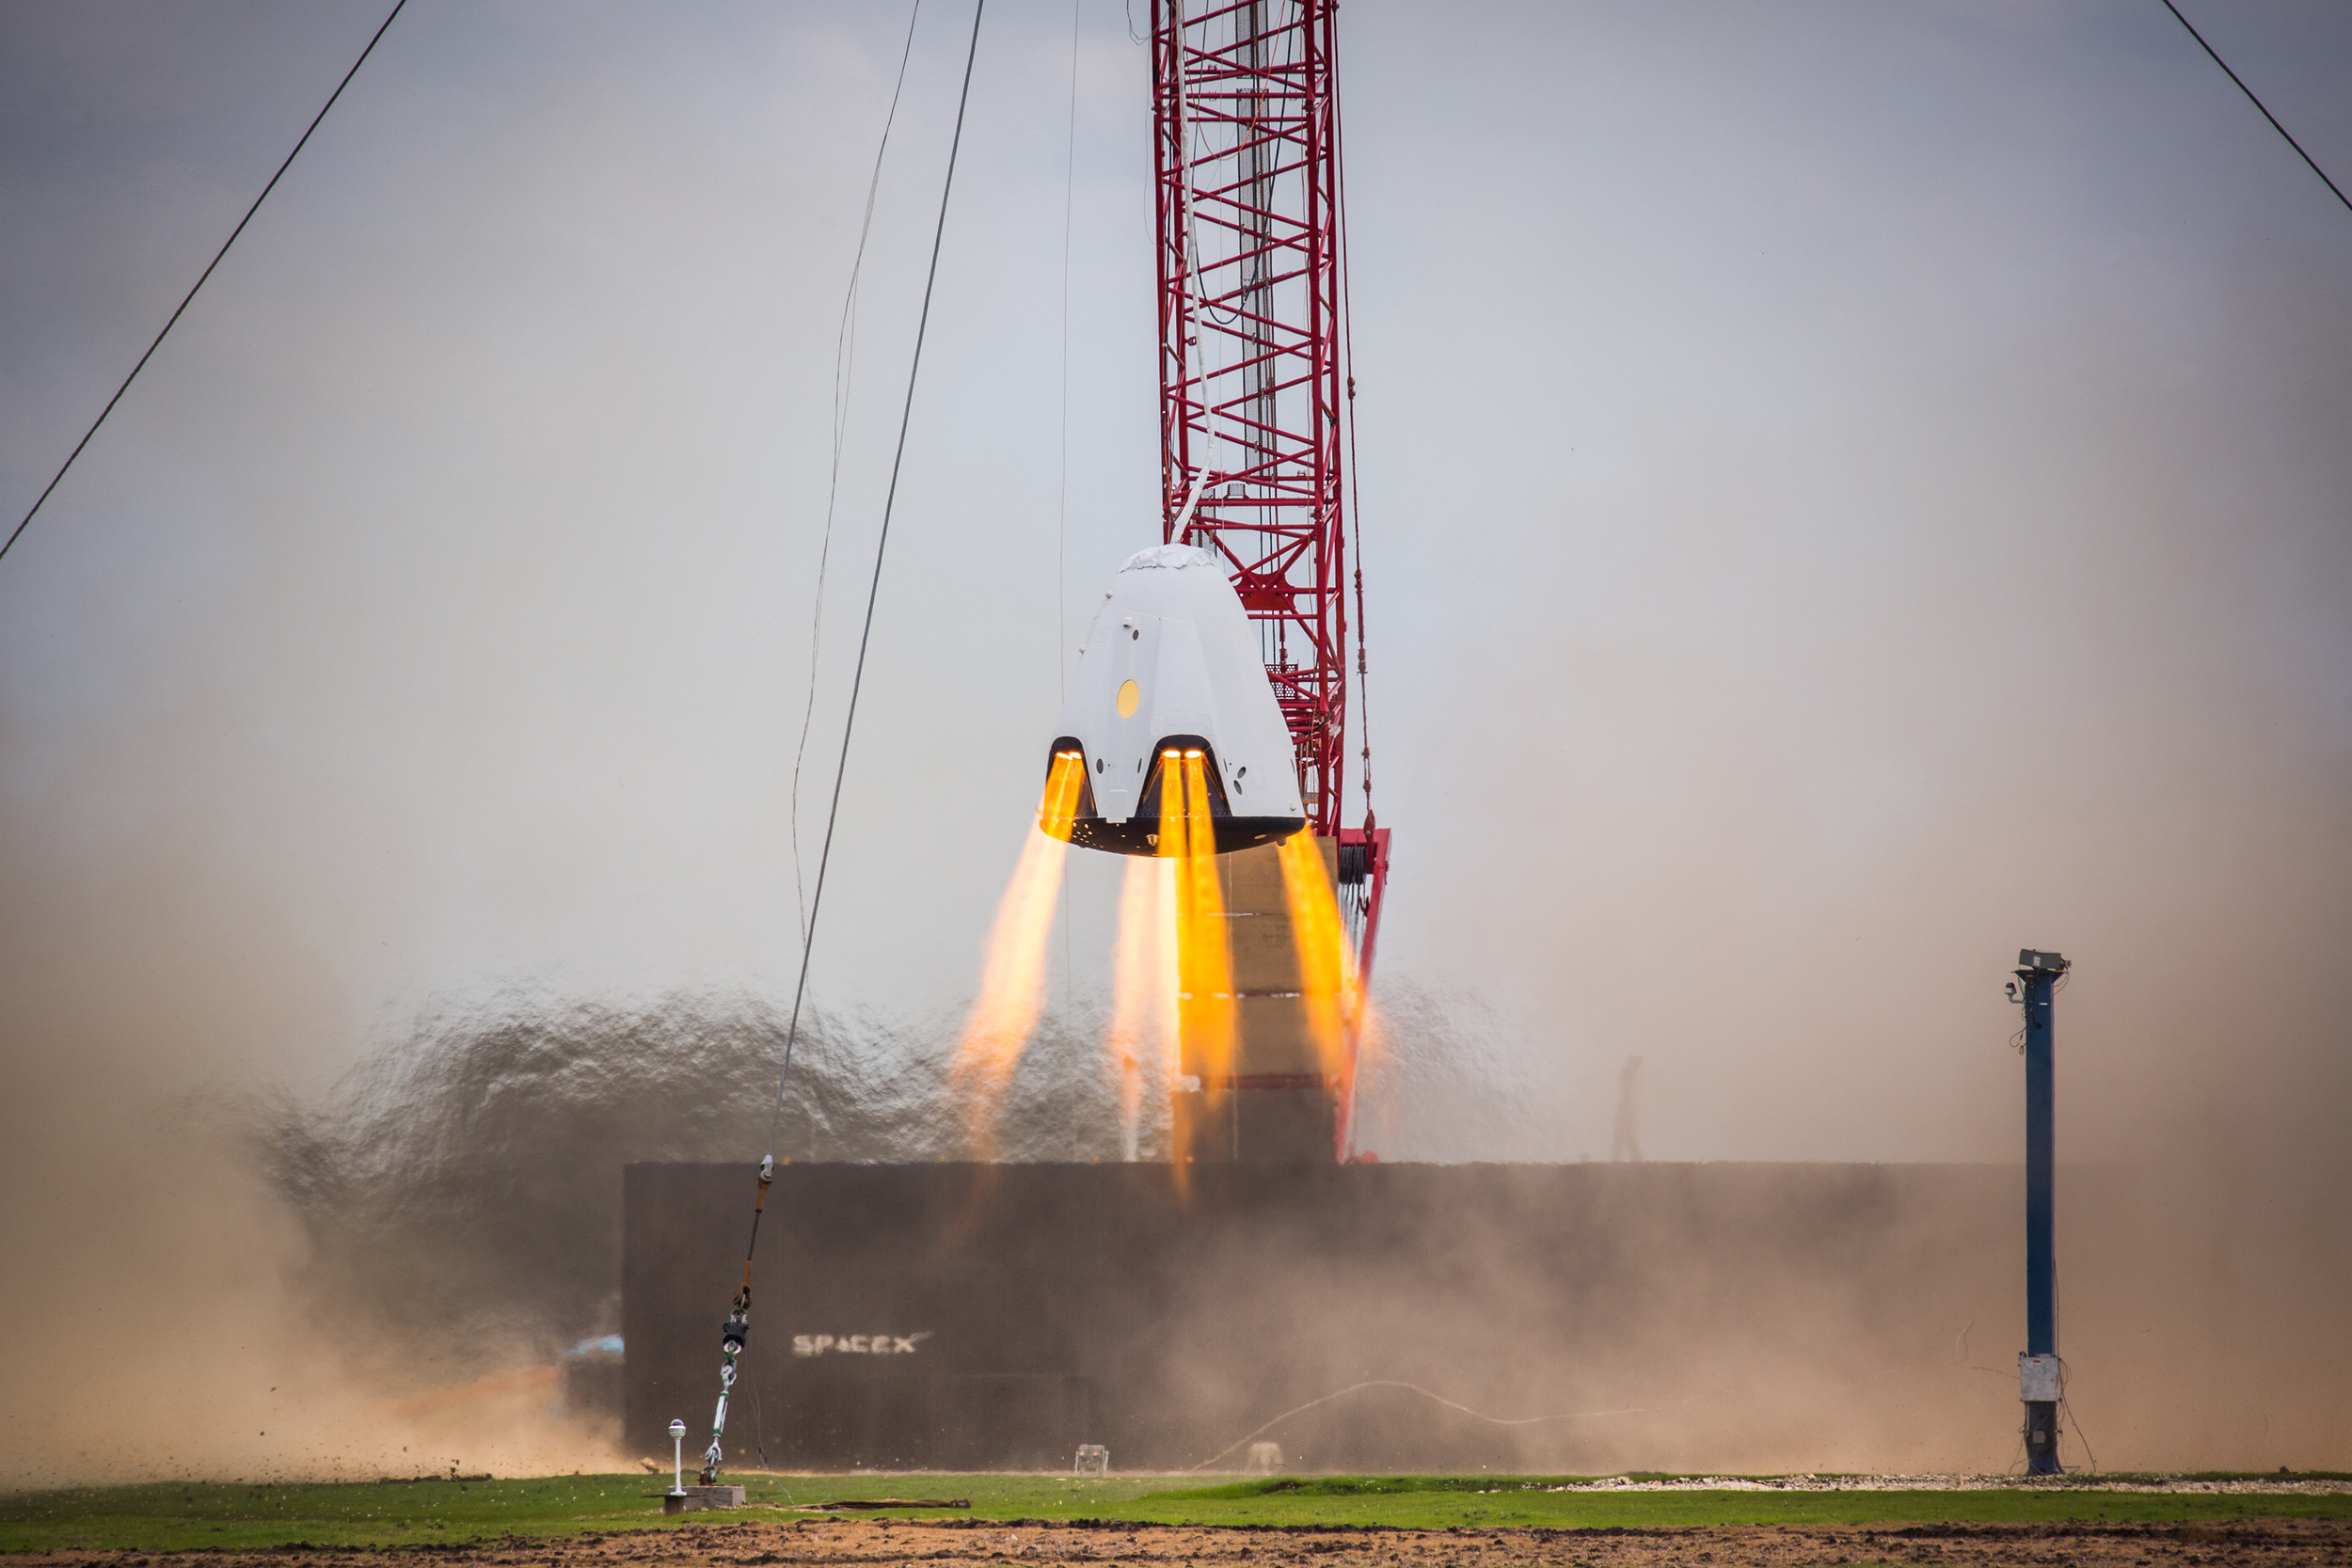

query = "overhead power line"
[2159,0,2352,216]
[0,0,410,569]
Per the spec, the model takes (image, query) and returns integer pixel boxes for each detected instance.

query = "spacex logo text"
[791,1332,931,1357]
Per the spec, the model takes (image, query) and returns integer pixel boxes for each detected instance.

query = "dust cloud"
[0,952,1531,1488]
[10,953,2344,1484]
[0,981,1072,1487]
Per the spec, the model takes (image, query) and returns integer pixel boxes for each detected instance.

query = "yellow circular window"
[1116,678,1140,718]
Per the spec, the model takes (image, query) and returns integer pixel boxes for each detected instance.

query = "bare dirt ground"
[21,1516,2352,1568]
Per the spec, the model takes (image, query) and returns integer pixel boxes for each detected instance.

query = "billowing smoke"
[255,975,1541,1370]
[0,961,1555,1487]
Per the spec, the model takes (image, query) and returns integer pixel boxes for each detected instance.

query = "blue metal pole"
[2025,967,2056,1358]
[2014,948,2067,1474]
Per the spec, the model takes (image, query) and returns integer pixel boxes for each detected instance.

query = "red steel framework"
[1153,0,1345,830]
[1152,0,1384,933]
[1152,0,1388,1138]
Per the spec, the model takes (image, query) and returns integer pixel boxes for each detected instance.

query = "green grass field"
[4,1473,2348,1554]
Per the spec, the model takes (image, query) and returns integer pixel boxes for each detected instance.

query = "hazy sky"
[3,0,2347,1168]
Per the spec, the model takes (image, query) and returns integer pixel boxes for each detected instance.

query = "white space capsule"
[1050,543,1305,856]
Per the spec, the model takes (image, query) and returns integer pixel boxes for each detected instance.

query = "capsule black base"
[1068,815,1306,857]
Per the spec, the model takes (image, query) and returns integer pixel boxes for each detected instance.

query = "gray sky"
[3,0,2348,1169]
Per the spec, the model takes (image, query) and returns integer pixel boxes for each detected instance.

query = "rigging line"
[2157,0,2352,215]
[1331,5,1371,817]
[0,0,408,569]
[1169,0,1226,512]
[762,0,989,1163]
[2058,1356,2100,1475]
[1192,1357,1934,1476]
[1057,0,1081,1135]
[792,0,926,946]
[1058,0,1079,705]
[1186,1380,1660,1473]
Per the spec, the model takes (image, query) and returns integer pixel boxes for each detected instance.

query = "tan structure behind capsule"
[1171,835,1343,1164]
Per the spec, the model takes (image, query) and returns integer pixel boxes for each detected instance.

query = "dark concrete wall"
[624,1162,2024,1474]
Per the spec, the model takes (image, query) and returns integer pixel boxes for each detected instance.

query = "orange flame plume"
[1165,750,1234,1165]
[1105,854,1176,1161]
[1277,828,1355,1085]
[1037,748,1084,842]
[948,752,1085,1156]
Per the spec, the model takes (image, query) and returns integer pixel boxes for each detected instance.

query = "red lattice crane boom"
[1152,0,1388,983]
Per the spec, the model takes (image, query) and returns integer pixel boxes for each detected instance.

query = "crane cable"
[0,0,408,568]
[1332,1,1372,823]
[1057,0,1081,1140]
[695,0,989,1488]
[1167,0,1228,537]
[791,0,927,951]
[2157,0,2351,216]
[1329,1,1377,1164]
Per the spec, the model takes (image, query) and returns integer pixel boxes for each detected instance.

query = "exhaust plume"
[1165,752,1235,1164]
[1278,827,1355,1085]
[1106,854,1177,1161]
[947,754,1085,1155]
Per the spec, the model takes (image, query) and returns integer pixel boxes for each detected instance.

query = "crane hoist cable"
[1332,13,1373,819]
[692,0,989,1489]
[2157,0,2351,216]
[0,0,408,568]
[792,0,926,947]
[1167,0,1230,530]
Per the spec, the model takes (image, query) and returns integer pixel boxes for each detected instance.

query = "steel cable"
[2158,0,2352,216]
[770,0,983,1147]
[687,0,987,1492]
[0,0,408,568]
[791,0,927,947]
[762,0,985,1175]
[699,1,990,1484]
